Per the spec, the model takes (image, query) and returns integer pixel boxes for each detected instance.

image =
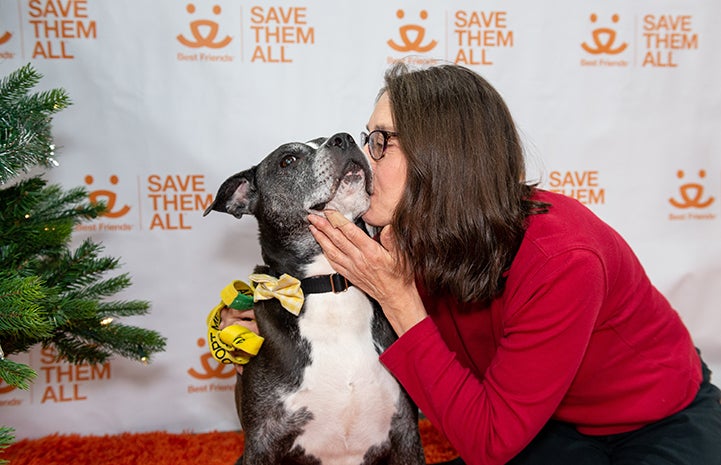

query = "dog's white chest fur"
[282,279,400,463]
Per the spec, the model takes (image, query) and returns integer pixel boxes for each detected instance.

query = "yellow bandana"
[206,274,305,365]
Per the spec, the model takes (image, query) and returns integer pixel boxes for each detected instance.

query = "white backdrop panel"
[1,0,719,439]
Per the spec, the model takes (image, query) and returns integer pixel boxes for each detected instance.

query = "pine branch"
[77,322,166,363]
[45,334,108,365]
[0,64,40,105]
[37,240,119,291]
[0,180,104,274]
[0,425,14,465]
[0,177,47,220]
[65,274,134,302]
[50,322,165,365]
[0,359,37,391]
[0,64,71,183]
[0,271,53,339]
[0,178,74,271]
[97,300,151,318]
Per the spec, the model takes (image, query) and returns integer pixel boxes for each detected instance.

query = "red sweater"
[380,190,701,465]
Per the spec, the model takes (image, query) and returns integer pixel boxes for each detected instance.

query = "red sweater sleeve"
[380,250,605,465]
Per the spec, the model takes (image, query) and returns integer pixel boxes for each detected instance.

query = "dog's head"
[204,133,372,265]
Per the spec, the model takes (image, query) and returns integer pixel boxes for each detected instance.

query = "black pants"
[438,357,721,465]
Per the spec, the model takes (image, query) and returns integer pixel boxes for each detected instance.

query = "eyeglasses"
[360,129,399,161]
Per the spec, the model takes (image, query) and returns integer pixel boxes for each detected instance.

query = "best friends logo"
[178,3,232,49]
[387,9,437,53]
[0,379,22,408]
[187,337,236,395]
[385,8,515,67]
[176,4,316,63]
[580,13,629,67]
[386,8,439,65]
[0,27,14,60]
[668,169,716,221]
[0,379,18,396]
[582,13,628,55]
[580,11,699,68]
[77,174,134,233]
[177,2,235,62]
[75,173,213,233]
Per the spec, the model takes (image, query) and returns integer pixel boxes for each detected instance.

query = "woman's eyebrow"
[366,124,395,131]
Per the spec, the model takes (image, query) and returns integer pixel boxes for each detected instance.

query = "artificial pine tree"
[0,64,166,453]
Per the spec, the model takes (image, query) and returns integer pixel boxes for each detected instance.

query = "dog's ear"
[203,167,258,219]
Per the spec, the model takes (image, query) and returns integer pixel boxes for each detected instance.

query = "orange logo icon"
[581,13,628,55]
[85,175,131,218]
[0,379,17,395]
[187,338,236,380]
[177,3,232,49]
[388,9,437,53]
[669,169,715,209]
[0,31,11,45]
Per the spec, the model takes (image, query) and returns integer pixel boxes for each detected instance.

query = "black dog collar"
[301,273,352,294]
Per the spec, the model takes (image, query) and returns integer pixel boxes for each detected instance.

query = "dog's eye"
[280,155,297,168]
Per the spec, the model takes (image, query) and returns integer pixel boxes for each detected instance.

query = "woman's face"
[362,92,408,228]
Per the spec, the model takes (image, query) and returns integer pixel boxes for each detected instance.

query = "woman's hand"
[219,307,258,375]
[308,210,428,336]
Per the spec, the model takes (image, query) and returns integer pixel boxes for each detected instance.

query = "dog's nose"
[328,132,355,150]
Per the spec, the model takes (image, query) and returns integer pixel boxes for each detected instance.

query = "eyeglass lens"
[361,131,387,160]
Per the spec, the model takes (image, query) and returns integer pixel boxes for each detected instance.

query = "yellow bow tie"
[249,273,304,316]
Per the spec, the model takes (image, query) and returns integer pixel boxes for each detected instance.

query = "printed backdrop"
[1,0,720,440]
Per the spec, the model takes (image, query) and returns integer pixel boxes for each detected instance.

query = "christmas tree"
[0,64,166,454]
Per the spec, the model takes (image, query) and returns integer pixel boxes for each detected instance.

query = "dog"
[204,133,425,465]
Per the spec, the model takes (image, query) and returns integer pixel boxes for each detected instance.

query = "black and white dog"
[204,133,425,465]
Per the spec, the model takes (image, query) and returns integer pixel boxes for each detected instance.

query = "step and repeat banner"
[1,0,720,440]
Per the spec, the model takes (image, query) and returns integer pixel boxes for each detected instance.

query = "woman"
[305,62,721,464]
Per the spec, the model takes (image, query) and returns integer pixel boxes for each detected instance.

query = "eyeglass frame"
[360,129,399,161]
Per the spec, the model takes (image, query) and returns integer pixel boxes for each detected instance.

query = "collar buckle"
[329,273,350,293]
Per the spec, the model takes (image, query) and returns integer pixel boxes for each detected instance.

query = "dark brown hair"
[384,62,546,304]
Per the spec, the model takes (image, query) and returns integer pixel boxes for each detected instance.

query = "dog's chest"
[282,289,400,463]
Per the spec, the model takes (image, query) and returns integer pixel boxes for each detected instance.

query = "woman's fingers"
[309,212,405,299]
[219,308,258,333]
[311,211,384,257]
[308,213,360,270]
[218,307,259,375]
[324,209,350,228]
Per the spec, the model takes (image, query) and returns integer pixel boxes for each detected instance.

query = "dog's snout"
[328,132,354,150]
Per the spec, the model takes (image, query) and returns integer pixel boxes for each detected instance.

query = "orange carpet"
[3,418,458,464]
